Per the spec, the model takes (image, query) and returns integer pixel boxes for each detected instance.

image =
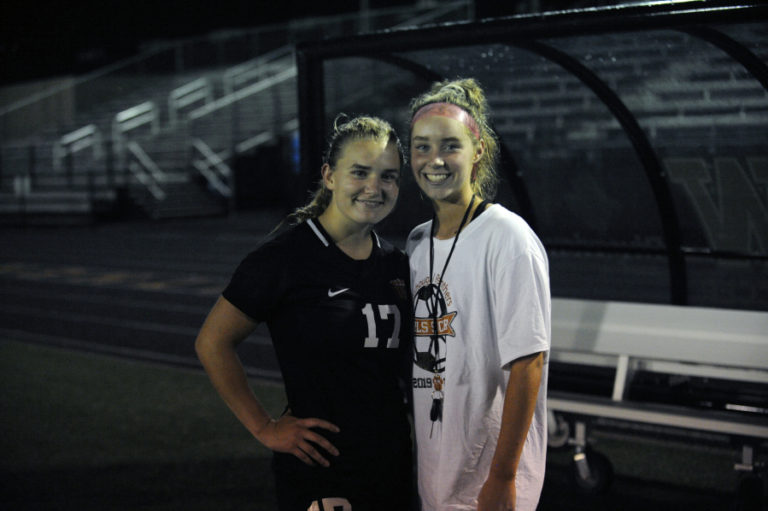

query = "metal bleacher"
[0,1,473,224]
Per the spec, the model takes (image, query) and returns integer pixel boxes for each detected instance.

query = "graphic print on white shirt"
[407,204,551,511]
[413,278,457,375]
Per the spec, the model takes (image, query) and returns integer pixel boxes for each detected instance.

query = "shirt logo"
[328,287,350,298]
[414,312,457,337]
[412,282,456,374]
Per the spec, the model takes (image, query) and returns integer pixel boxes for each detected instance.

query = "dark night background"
[0,0,605,86]
[0,0,379,84]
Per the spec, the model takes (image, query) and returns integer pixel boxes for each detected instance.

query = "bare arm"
[195,295,340,466]
[477,351,544,511]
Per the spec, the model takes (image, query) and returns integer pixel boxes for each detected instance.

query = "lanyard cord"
[427,195,475,369]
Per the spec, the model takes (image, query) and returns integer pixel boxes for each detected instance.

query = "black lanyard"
[428,195,475,355]
[427,195,476,432]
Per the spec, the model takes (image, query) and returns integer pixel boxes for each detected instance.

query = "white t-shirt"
[406,204,551,511]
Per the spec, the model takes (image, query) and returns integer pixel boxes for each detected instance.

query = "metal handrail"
[126,141,166,200]
[188,66,297,121]
[169,78,213,126]
[0,1,472,196]
[223,46,294,95]
[126,141,165,181]
[112,101,159,168]
[191,138,231,197]
[114,101,159,135]
[0,2,471,124]
[53,124,103,171]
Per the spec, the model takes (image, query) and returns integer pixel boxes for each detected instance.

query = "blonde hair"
[286,115,404,225]
[409,78,499,200]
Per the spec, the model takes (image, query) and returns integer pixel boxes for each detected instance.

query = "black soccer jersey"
[222,218,412,477]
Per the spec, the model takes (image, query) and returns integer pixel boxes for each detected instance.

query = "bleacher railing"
[0,2,471,144]
[126,141,166,200]
[0,1,471,209]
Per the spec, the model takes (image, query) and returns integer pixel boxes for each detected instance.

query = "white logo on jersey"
[327,287,350,298]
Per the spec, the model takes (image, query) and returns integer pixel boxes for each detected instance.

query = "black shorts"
[272,444,413,511]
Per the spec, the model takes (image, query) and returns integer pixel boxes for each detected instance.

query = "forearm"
[489,351,544,480]
[195,297,340,467]
[196,324,341,466]
[195,336,272,440]
[194,296,272,442]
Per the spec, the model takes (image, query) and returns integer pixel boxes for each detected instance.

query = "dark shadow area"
[1,457,746,511]
[539,463,739,511]
[2,458,277,511]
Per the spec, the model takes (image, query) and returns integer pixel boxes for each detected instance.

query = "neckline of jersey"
[308,217,379,263]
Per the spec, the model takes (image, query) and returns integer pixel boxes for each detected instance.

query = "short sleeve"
[222,246,286,323]
[495,234,551,368]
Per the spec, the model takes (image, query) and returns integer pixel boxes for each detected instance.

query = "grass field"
[1,339,751,511]
[1,339,285,511]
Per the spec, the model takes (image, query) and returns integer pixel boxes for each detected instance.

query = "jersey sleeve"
[494,230,551,368]
[222,242,287,323]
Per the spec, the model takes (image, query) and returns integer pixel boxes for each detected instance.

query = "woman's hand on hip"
[256,414,340,467]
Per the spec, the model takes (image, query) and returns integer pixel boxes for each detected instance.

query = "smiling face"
[323,137,401,230]
[410,114,483,205]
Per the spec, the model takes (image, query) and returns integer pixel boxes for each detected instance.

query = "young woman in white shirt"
[406,78,551,511]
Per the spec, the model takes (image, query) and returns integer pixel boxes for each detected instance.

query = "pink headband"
[411,102,480,139]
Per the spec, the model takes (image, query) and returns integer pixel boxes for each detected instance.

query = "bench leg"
[734,444,767,510]
[567,419,614,495]
[547,410,570,449]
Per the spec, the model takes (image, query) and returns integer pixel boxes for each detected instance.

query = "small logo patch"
[414,312,457,337]
[328,288,350,298]
[389,278,407,301]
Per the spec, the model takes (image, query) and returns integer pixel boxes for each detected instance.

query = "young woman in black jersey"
[195,116,413,511]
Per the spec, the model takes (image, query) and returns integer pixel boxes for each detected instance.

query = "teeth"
[424,173,449,183]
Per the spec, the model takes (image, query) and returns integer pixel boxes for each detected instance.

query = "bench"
[547,298,768,496]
